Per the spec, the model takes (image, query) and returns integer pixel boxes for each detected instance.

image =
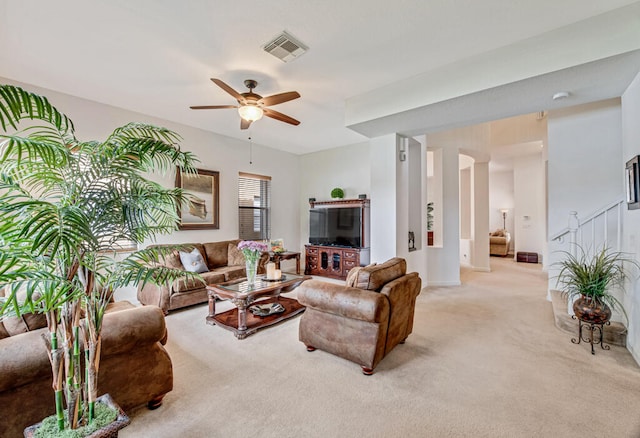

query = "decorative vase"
[245,260,258,286]
[24,393,130,438]
[573,296,612,324]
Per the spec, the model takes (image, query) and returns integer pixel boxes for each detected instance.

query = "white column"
[370,134,399,262]
[472,161,490,272]
[427,145,461,286]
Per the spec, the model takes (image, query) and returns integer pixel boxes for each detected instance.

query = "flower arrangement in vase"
[238,241,269,285]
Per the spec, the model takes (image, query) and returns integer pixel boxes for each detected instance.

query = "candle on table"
[266,262,276,279]
[274,269,282,280]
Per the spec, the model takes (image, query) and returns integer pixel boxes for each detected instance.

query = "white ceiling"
[1,0,640,155]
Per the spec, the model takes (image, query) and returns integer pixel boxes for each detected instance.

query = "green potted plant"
[0,84,199,436]
[331,187,344,199]
[555,245,639,324]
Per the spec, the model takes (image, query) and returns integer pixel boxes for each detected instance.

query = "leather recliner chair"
[297,258,421,375]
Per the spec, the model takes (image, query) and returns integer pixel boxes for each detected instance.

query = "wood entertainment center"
[305,199,370,280]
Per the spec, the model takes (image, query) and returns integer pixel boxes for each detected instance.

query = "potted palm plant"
[0,84,199,436]
[555,245,639,324]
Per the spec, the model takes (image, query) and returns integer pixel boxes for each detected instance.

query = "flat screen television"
[309,207,362,248]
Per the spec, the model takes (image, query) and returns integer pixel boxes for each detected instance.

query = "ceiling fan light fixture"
[238,104,264,122]
[191,78,299,128]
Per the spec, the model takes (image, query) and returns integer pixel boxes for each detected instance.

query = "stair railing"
[549,196,625,314]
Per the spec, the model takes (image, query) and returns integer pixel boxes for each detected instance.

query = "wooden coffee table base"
[206,296,305,339]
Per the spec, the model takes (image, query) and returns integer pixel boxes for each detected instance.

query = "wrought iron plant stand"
[571,315,611,355]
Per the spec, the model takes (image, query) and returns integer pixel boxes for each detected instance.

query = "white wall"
[513,153,545,258]
[547,99,623,237]
[459,239,472,267]
[298,141,371,251]
[621,71,640,366]
[2,78,302,252]
[547,99,624,299]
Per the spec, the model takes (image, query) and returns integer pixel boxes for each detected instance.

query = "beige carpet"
[120,258,640,438]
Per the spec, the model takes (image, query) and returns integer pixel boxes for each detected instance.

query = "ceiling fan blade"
[240,118,252,130]
[211,78,245,103]
[263,108,300,126]
[190,105,238,110]
[258,91,301,107]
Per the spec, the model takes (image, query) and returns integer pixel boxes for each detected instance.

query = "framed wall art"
[626,155,640,210]
[175,167,220,229]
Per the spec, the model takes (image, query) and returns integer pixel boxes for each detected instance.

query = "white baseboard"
[426,280,462,287]
[629,339,639,365]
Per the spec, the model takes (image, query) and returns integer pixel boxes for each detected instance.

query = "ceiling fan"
[190,78,301,130]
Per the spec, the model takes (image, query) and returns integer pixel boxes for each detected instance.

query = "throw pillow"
[345,263,377,288]
[353,258,404,291]
[345,267,363,287]
[3,312,48,336]
[227,243,246,266]
[160,249,184,270]
[179,248,209,273]
[1,287,47,336]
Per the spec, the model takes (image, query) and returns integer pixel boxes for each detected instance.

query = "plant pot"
[24,393,130,438]
[573,296,612,324]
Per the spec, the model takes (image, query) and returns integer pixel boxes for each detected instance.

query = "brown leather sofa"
[489,229,511,256]
[0,301,172,438]
[297,258,421,375]
[137,239,269,313]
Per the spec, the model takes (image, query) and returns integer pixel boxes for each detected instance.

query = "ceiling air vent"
[263,31,308,63]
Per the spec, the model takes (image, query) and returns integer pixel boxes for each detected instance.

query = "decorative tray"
[249,302,286,317]
[260,275,287,282]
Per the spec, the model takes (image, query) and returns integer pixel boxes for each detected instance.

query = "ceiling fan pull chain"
[248,136,253,165]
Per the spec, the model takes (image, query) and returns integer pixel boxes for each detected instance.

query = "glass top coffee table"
[206,273,310,339]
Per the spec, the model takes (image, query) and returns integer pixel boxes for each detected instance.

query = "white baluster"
[567,211,580,315]
[616,203,622,252]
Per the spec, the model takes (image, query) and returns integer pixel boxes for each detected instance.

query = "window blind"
[238,172,271,240]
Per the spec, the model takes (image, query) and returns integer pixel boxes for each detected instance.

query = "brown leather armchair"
[0,302,172,437]
[297,258,421,375]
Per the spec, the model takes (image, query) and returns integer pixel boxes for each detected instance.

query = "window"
[238,172,271,240]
